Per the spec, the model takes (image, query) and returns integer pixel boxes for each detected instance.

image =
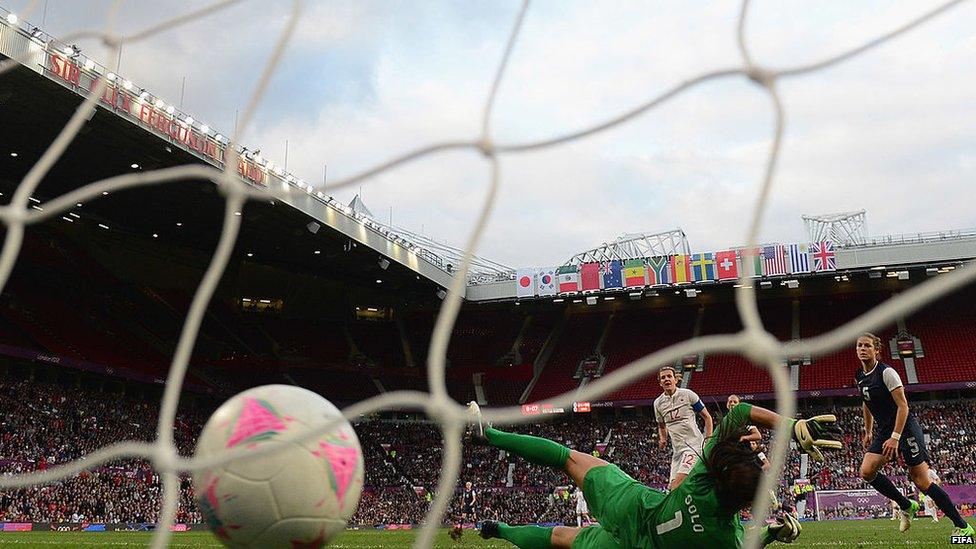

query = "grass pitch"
[0,519,966,547]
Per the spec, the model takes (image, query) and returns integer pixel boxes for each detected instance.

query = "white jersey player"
[573,487,590,527]
[923,467,941,522]
[654,366,713,490]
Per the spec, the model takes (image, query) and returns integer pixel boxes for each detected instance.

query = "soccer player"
[470,400,841,547]
[854,333,974,537]
[728,395,762,444]
[452,481,478,541]
[921,466,941,523]
[574,487,591,527]
[654,366,713,490]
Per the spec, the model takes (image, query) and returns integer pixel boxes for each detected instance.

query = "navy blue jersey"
[462,488,476,507]
[856,363,911,428]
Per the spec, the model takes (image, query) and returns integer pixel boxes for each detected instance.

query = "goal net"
[0,1,972,548]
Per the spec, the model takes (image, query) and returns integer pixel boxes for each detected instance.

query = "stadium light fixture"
[184,116,194,125]
[926,267,938,276]
[83,59,95,70]
[314,250,321,255]
[63,46,75,56]
[553,298,564,303]
[98,223,109,230]
[28,197,39,204]
[139,90,149,101]
[165,105,175,115]
[9,152,17,157]
[102,191,109,195]
[154,98,165,109]
[604,296,616,301]
[152,233,158,238]
[215,134,223,142]
[234,211,242,216]
[572,299,582,303]
[61,216,73,222]
[76,203,82,207]
[107,72,116,81]
[784,279,799,289]
[869,271,882,279]
[200,125,210,134]
[378,258,390,270]
[31,205,43,211]
[684,289,698,298]
[130,163,139,169]
[247,253,254,257]
[123,80,132,91]
[375,279,382,284]
[176,222,182,226]
[586,296,598,306]
[759,281,773,289]
[6,13,17,24]
[68,212,80,219]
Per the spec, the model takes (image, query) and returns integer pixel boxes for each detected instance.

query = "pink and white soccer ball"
[193,385,364,548]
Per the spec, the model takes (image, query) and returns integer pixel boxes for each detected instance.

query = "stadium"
[0,1,974,548]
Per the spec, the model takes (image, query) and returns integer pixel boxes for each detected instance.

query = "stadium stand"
[798,292,904,391]
[600,306,696,401]
[908,287,976,384]
[4,368,974,527]
[527,314,607,401]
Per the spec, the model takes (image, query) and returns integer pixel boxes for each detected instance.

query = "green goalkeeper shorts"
[572,464,666,549]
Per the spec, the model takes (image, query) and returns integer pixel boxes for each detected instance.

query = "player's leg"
[860,451,913,513]
[908,461,970,531]
[480,522,584,549]
[667,450,697,491]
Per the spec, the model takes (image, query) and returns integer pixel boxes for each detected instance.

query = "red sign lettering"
[49,54,79,85]
[237,158,266,185]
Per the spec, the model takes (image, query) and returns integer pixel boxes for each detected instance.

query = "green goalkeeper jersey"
[646,402,752,547]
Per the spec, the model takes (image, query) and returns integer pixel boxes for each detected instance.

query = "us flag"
[811,241,837,271]
[762,245,788,276]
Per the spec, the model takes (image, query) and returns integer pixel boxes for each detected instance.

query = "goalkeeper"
[472,401,841,548]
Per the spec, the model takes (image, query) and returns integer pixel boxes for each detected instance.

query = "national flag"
[715,250,738,280]
[670,254,691,284]
[601,260,623,290]
[580,262,601,291]
[536,267,556,296]
[788,243,811,274]
[690,252,717,281]
[556,265,579,293]
[515,268,535,298]
[762,245,788,276]
[811,241,836,272]
[647,256,672,285]
[741,247,763,277]
[623,259,646,288]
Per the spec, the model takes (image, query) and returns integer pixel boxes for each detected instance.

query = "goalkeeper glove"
[762,514,802,545]
[789,415,843,462]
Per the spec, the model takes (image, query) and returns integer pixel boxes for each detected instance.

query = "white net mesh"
[0,1,972,547]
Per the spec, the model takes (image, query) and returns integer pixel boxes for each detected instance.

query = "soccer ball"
[193,385,364,548]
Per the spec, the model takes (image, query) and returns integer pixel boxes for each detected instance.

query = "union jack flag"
[762,245,788,276]
[811,241,836,272]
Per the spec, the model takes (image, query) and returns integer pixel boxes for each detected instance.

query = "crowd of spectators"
[2,373,976,526]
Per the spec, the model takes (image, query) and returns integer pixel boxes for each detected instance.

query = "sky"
[4,0,975,268]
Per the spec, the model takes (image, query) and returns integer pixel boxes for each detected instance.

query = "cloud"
[11,0,976,267]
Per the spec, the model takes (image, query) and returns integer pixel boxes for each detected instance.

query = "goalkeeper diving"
[470,401,842,548]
